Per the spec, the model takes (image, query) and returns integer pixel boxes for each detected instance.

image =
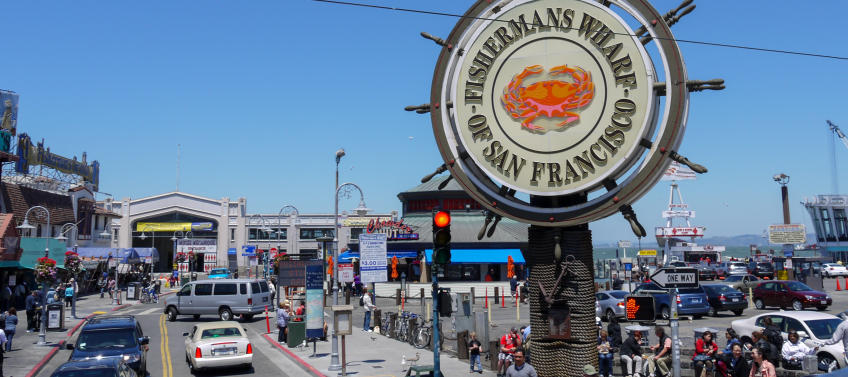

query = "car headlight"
[805,295,816,300]
[123,354,141,362]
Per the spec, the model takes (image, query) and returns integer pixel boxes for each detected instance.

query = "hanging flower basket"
[175,252,188,263]
[64,251,84,277]
[35,257,58,284]
[272,253,290,268]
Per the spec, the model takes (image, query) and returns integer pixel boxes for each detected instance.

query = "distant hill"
[595,233,817,248]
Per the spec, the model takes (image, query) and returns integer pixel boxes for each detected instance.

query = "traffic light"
[624,295,656,322]
[432,210,451,265]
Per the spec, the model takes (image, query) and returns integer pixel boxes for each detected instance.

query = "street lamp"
[139,225,156,283]
[57,223,81,318]
[249,215,272,280]
[330,181,369,371]
[17,205,51,346]
[276,205,299,305]
[171,230,192,281]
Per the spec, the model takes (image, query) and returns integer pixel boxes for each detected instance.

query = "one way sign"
[650,268,699,289]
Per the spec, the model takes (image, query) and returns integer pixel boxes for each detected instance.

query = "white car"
[822,263,848,277]
[731,311,846,370]
[184,321,253,372]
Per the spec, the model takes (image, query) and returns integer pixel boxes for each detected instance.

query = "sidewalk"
[5,288,174,377]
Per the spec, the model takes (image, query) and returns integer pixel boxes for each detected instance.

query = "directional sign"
[650,268,699,289]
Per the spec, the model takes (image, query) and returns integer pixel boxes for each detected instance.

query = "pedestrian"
[293,301,305,322]
[646,326,671,377]
[598,330,614,377]
[721,343,750,377]
[717,328,741,373]
[693,330,718,377]
[582,364,599,377]
[98,276,106,298]
[276,301,290,344]
[486,268,497,282]
[781,330,817,370]
[3,308,16,352]
[749,347,776,377]
[361,287,376,332]
[497,327,521,377]
[107,277,116,299]
[821,312,848,365]
[620,330,643,377]
[612,274,623,290]
[25,292,37,332]
[354,274,362,296]
[14,282,25,309]
[761,317,784,353]
[510,275,518,297]
[172,269,180,287]
[0,285,10,312]
[0,325,7,376]
[748,331,778,366]
[505,350,537,377]
[468,331,483,373]
[64,283,74,308]
[608,317,622,351]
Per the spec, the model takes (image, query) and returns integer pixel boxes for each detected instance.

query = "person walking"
[25,292,37,332]
[276,301,290,344]
[620,330,643,377]
[361,287,376,332]
[749,347,776,377]
[505,350,537,377]
[468,331,483,373]
[821,312,848,366]
[107,277,116,300]
[64,283,74,308]
[646,326,671,377]
[3,308,16,352]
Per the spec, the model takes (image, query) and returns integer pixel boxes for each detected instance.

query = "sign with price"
[359,233,387,283]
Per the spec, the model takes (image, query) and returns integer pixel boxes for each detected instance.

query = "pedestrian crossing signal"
[625,295,655,322]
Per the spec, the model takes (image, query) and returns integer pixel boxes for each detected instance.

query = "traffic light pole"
[431,263,441,377]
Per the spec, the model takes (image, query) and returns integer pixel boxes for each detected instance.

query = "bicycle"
[393,311,417,343]
[412,316,445,349]
[139,285,158,304]
[380,312,395,336]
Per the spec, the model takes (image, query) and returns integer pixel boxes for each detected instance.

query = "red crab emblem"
[501,65,595,132]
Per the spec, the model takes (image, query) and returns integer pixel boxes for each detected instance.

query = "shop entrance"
[131,212,218,272]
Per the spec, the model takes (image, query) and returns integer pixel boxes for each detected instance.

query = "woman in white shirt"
[781,330,817,370]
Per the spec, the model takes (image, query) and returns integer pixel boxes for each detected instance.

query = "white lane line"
[138,307,162,316]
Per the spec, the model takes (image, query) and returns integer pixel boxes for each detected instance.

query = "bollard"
[345,289,351,305]
[457,330,469,359]
[401,290,406,312]
[484,287,488,308]
[494,287,500,304]
[501,291,505,308]
[264,306,271,334]
[420,288,425,308]
[489,340,500,370]
[471,287,476,305]
[396,289,402,305]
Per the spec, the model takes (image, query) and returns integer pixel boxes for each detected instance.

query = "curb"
[26,313,96,377]
[261,333,325,377]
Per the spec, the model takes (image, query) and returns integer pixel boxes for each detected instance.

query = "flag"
[661,161,697,181]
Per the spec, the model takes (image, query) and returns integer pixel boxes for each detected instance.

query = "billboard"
[176,239,217,255]
[768,224,806,245]
[359,233,387,283]
[0,90,18,153]
[136,222,213,232]
[15,133,100,190]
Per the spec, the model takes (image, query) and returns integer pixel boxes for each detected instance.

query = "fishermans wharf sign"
[430,0,691,226]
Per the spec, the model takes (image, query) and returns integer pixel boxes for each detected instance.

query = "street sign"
[650,268,699,289]
[624,296,655,322]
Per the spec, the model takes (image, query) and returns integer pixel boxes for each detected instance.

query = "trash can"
[287,321,306,348]
[47,303,64,331]
[127,282,141,301]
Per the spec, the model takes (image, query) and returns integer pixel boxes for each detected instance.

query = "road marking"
[138,307,161,316]
[159,314,173,377]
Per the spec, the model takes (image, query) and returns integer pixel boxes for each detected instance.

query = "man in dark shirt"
[25,292,38,332]
[612,274,623,290]
[468,331,482,373]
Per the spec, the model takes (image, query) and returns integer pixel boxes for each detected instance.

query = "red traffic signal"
[625,295,655,322]
[434,211,451,227]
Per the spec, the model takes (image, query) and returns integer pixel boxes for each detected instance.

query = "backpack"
[359,295,364,307]
[763,327,784,349]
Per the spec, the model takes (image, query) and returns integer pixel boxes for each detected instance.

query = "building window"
[36,224,42,237]
[299,228,334,240]
[821,208,835,241]
[230,228,235,242]
[249,227,286,240]
[836,209,848,241]
[350,228,365,240]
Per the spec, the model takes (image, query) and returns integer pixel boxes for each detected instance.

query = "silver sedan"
[596,290,629,322]
[184,321,253,372]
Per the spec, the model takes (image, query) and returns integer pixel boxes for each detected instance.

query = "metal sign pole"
[670,288,680,377]
[431,264,441,377]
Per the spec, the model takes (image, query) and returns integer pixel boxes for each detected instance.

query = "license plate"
[732,298,739,302]
[691,299,700,303]
[213,348,236,356]
[821,300,827,304]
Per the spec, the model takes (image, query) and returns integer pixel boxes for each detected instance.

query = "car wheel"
[792,299,803,311]
[732,309,744,316]
[605,310,616,323]
[243,314,254,321]
[167,307,178,322]
[709,306,719,317]
[660,306,670,320]
[219,307,233,321]
[818,353,837,372]
[754,298,765,310]
[193,314,200,320]
[693,314,704,319]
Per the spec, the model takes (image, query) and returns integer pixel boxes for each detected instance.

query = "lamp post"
[330,181,369,371]
[276,205,299,306]
[171,230,191,282]
[17,206,51,346]
[139,225,156,283]
[248,215,272,280]
[56,223,80,318]
[329,148,345,372]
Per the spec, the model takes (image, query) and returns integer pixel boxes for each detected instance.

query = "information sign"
[305,264,324,339]
[650,268,699,289]
[338,263,354,283]
[359,233,387,283]
[277,260,323,286]
[768,224,807,245]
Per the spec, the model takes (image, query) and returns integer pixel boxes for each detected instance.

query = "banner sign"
[655,226,705,238]
[638,249,657,256]
[662,210,695,218]
[661,161,697,181]
[339,263,354,283]
[768,224,807,245]
[241,245,256,256]
[176,239,217,255]
[305,264,324,339]
[343,216,391,227]
[277,260,323,286]
[137,222,213,232]
[0,90,19,153]
[359,233,387,283]
[366,218,419,240]
[15,133,100,190]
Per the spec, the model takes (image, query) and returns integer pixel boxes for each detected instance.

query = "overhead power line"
[313,0,848,61]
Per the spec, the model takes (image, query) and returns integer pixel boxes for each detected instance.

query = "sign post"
[651,267,698,377]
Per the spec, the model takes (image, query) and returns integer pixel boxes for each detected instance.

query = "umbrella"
[327,255,334,277]
[391,256,399,279]
[507,255,515,278]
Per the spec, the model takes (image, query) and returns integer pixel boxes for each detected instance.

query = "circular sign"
[430,0,689,226]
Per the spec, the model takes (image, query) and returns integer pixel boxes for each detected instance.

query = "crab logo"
[501,65,595,133]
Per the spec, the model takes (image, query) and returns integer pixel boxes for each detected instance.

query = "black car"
[696,264,717,281]
[50,358,137,377]
[747,261,775,279]
[702,284,747,317]
[67,315,149,375]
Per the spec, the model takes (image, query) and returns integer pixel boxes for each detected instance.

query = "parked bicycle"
[380,311,395,337]
[412,316,444,349]
[139,284,158,304]
[394,311,418,343]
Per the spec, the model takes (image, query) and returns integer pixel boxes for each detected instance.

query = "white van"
[164,279,271,322]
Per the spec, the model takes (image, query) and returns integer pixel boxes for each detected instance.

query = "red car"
[752,280,832,311]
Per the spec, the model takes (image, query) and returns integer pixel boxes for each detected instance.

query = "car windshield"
[786,282,814,291]
[609,291,628,299]
[805,319,843,339]
[757,263,772,269]
[51,368,117,377]
[725,275,743,282]
[679,287,704,294]
[200,327,242,339]
[210,269,228,275]
[77,329,136,350]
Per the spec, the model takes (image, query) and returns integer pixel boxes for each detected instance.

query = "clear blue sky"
[5,1,847,244]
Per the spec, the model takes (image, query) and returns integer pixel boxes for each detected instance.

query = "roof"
[56,358,122,371]
[752,311,838,320]
[189,279,266,284]
[401,175,464,193]
[192,321,243,332]
[392,212,527,245]
[424,248,524,263]
[94,207,121,217]
[83,315,138,330]
[1,182,77,226]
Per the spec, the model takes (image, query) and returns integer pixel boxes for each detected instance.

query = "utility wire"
[313,0,848,61]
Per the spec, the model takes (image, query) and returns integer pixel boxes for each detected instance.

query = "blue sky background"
[4,1,847,244]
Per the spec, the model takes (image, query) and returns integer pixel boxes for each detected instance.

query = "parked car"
[50,358,137,377]
[722,274,761,293]
[716,262,748,278]
[184,321,253,372]
[751,280,832,311]
[164,279,271,322]
[668,261,687,268]
[822,263,848,277]
[208,268,231,279]
[66,315,149,375]
[731,311,846,370]
[694,264,717,281]
[747,261,775,279]
[632,283,711,319]
[702,284,747,316]
[596,290,628,322]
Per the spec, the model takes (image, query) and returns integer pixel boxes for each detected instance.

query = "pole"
[781,185,791,224]
[329,154,342,371]
[670,288,681,377]
[39,246,48,345]
[431,264,441,377]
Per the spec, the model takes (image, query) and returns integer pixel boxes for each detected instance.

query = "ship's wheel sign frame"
[430,0,690,226]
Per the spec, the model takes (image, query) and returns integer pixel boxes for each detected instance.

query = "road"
[37,303,306,377]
